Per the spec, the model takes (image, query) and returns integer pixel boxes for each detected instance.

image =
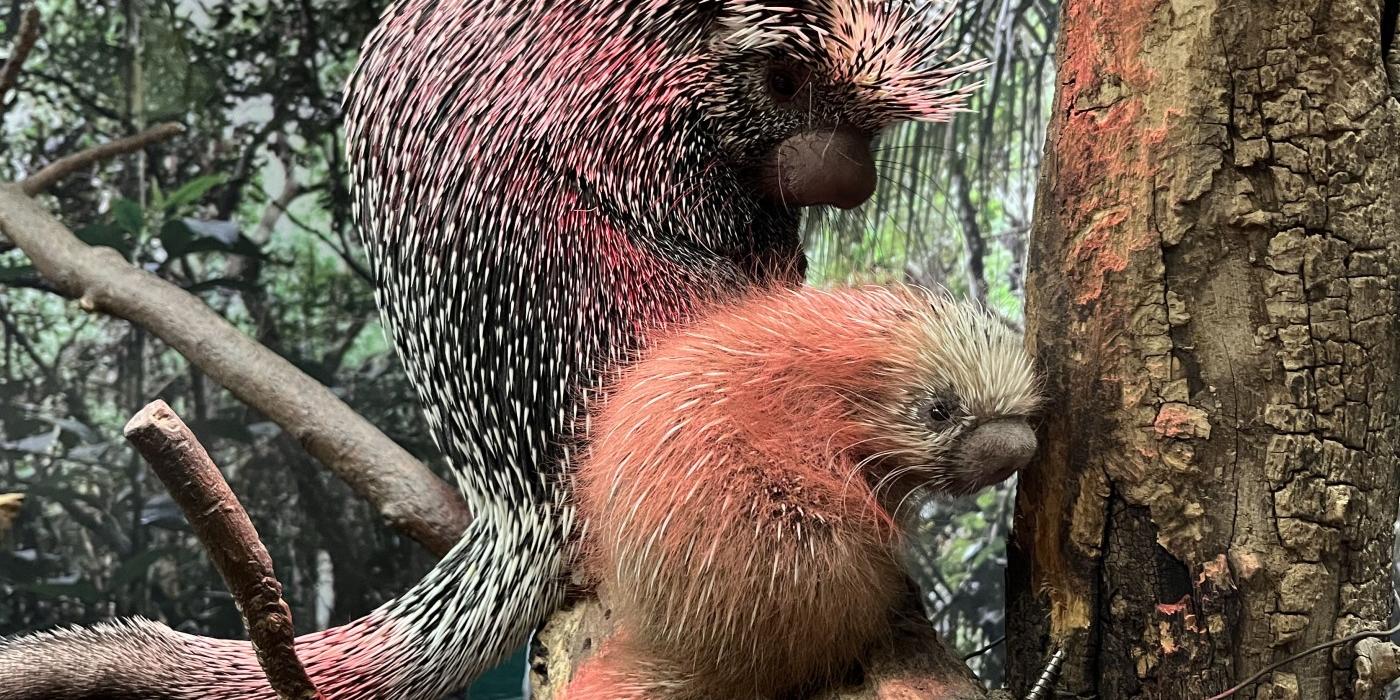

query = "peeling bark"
[1009,0,1400,698]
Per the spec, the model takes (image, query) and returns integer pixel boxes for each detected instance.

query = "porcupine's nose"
[764,127,877,209]
[962,419,1038,483]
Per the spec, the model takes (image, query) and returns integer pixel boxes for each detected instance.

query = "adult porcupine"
[564,284,1041,699]
[0,2,983,698]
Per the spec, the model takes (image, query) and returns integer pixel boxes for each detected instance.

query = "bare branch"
[123,401,324,700]
[0,6,40,115]
[0,183,469,556]
[20,122,185,196]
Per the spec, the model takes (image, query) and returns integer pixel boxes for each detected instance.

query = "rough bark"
[1008,1,1400,698]
[529,585,1003,700]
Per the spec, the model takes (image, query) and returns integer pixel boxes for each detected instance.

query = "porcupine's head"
[642,285,1043,501]
[843,286,1043,499]
[693,0,983,210]
[344,0,988,257]
[582,284,1043,525]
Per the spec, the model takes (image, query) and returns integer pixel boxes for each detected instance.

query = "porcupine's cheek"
[758,127,877,210]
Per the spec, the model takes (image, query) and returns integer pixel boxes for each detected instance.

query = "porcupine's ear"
[815,0,990,123]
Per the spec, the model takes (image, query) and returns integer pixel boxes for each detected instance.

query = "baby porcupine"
[565,284,1043,700]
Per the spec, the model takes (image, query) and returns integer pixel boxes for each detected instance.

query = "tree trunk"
[1009,0,1400,698]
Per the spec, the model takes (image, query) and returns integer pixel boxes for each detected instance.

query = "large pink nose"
[761,127,877,209]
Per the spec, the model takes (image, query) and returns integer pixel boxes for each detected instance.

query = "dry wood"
[123,400,323,700]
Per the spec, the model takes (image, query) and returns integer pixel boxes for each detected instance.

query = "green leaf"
[74,222,134,260]
[158,219,196,257]
[159,218,263,260]
[112,199,145,235]
[149,179,166,211]
[35,415,100,444]
[3,428,60,454]
[185,278,260,295]
[184,418,253,442]
[162,174,227,211]
[15,578,100,604]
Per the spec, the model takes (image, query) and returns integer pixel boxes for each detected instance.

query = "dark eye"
[766,64,807,102]
[923,398,956,424]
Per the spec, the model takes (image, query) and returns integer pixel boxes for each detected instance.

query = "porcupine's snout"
[959,418,1038,485]
[762,127,877,209]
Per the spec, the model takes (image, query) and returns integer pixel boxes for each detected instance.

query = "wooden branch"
[0,183,470,556]
[0,6,40,113]
[20,122,185,196]
[123,401,323,700]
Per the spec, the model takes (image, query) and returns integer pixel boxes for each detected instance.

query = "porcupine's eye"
[766,63,809,103]
[922,397,958,426]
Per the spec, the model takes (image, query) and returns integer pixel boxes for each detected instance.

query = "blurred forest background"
[0,0,1057,696]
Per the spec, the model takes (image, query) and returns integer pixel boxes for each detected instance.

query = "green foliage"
[155,174,227,211]
[1,0,438,660]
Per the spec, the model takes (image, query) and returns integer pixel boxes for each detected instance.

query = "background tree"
[1009,1,1400,698]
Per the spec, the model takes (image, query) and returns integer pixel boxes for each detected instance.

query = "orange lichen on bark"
[1056,96,1172,308]
[1033,0,1174,647]
[1153,403,1213,439]
[1058,0,1163,104]
[1052,0,1173,307]
[1064,205,1134,304]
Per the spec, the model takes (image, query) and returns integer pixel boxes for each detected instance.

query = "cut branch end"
[124,400,324,700]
